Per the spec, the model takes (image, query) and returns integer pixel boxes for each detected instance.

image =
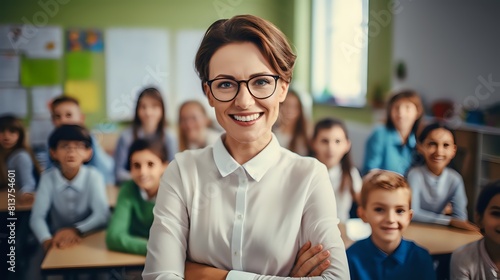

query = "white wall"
[392,0,500,114]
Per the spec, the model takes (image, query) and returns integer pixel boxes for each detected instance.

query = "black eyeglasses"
[206,74,280,102]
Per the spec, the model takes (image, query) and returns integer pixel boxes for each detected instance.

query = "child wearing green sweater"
[106,139,168,255]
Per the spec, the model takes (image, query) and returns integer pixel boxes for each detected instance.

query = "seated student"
[273,89,310,156]
[178,100,220,151]
[347,170,436,280]
[114,87,177,184]
[310,118,362,222]
[0,115,40,204]
[450,181,500,279]
[47,96,115,184]
[106,139,168,255]
[30,124,110,251]
[363,90,423,175]
[407,122,478,231]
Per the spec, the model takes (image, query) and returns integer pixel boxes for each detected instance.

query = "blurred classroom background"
[1,0,500,278]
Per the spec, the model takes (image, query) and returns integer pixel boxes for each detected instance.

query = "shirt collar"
[139,188,156,202]
[367,236,410,265]
[388,128,416,148]
[328,164,342,177]
[54,166,87,192]
[213,133,281,182]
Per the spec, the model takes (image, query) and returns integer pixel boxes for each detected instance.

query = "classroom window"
[311,0,369,107]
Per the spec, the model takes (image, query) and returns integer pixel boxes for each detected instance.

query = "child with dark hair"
[310,118,361,222]
[0,115,40,203]
[106,139,168,255]
[30,124,109,251]
[47,95,115,184]
[407,122,478,231]
[450,181,500,279]
[114,87,177,184]
[274,89,310,156]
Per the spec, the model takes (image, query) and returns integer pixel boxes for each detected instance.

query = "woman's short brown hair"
[195,14,296,89]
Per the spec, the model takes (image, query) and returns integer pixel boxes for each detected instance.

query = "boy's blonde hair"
[360,170,412,208]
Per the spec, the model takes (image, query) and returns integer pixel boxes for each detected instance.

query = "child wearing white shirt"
[311,118,362,222]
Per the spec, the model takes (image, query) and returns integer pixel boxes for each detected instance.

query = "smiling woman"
[143,15,349,280]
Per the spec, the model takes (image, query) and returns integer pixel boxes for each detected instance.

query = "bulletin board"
[105,28,169,121]
[0,25,63,119]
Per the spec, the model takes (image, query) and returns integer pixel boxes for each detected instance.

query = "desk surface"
[41,231,145,270]
[0,189,33,212]
[340,220,483,255]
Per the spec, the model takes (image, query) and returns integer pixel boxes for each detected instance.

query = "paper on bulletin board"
[21,58,62,86]
[31,86,63,118]
[0,53,20,83]
[0,25,22,51]
[0,88,28,117]
[65,52,92,80]
[23,26,63,58]
[0,25,62,58]
[175,30,206,104]
[105,28,169,121]
[64,81,99,113]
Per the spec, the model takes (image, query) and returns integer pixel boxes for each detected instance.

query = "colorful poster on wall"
[67,29,103,52]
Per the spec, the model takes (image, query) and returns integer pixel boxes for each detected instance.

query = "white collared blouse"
[143,134,349,280]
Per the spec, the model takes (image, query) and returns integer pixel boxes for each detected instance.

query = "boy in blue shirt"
[45,96,114,184]
[347,169,436,280]
[30,124,110,251]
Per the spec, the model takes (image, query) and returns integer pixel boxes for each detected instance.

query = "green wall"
[1,0,392,127]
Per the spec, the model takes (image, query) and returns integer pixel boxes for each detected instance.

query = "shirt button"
[234,251,238,256]
[237,214,243,220]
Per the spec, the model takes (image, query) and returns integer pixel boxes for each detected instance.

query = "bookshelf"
[454,123,500,221]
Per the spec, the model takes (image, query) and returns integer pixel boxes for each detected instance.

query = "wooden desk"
[340,220,483,255]
[42,230,145,272]
[0,189,33,212]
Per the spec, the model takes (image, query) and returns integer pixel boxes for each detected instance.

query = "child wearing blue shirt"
[45,96,115,184]
[363,90,423,175]
[30,124,110,251]
[347,170,435,280]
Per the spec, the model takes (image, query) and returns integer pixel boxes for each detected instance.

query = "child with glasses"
[46,96,115,184]
[30,124,109,251]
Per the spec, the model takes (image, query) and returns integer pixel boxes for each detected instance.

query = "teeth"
[233,113,260,122]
